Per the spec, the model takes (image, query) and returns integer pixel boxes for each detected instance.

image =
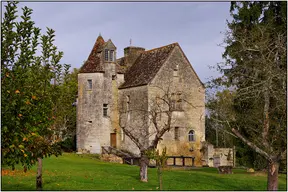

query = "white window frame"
[188,130,195,142]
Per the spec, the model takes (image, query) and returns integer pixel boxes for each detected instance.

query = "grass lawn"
[1,153,287,191]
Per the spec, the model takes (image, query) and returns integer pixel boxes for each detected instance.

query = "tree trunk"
[140,153,149,182]
[267,160,279,191]
[36,158,43,190]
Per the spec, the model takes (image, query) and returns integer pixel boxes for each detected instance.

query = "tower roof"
[79,35,105,73]
[80,35,126,74]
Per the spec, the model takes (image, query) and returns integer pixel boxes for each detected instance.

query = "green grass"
[1,153,287,190]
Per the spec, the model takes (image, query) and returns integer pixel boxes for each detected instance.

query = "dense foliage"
[1,2,71,171]
[207,1,286,190]
[52,68,78,142]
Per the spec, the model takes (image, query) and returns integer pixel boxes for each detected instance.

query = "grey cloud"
[3,2,232,83]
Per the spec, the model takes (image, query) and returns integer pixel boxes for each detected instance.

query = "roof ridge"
[144,42,178,53]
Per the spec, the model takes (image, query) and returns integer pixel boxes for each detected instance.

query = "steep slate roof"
[80,36,105,73]
[80,36,125,74]
[80,36,204,88]
[116,57,127,74]
[119,43,177,89]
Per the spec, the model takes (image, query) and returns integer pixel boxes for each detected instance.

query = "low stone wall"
[202,143,235,167]
[101,154,123,164]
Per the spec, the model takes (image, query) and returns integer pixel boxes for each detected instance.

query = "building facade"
[77,35,206,166]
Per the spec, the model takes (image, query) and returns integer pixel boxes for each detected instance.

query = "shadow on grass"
[2,183,33,191]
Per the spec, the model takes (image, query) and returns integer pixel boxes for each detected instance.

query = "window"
[175,63,179,70]
[105,49,109,61]
[104,49,115,62]
[174,127,179,140]
[87,79,92,89]
[103,104,108,117]
[173,64,179,77]
[176,93,182,110]
[110,50,114,61]
[188,130,195,142]
[173,70,178,77]
[171,92,182,111]
[171,93,176,109]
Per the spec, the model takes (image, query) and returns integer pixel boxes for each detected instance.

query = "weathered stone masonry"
[76,35,230,167]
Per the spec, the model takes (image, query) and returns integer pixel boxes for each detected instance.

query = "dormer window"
[104,49,115,62]
[105,49,109,61]
[110,50,114,61]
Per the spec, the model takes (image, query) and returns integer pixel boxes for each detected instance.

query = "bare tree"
[119,82,197,182]
[210,18,287,190]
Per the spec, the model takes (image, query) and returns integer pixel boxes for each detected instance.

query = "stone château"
[76,35,231,167]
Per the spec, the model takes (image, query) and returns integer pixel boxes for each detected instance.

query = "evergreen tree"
[210,2,286,190]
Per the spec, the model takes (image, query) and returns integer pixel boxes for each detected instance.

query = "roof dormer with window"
[103,39,116,63]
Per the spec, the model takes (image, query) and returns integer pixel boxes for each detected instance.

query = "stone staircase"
[101,146,139,165]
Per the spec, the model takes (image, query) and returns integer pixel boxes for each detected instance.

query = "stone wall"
[77,62,123,154]
[148,46,205,166]
[118,85,149,156]
[77,42,206,164]
[203,143,235,167]
[214,148,234,167]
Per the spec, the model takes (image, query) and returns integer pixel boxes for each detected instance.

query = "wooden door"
[110,133,116,148]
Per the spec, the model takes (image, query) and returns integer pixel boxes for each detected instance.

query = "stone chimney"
[124,46,145,69]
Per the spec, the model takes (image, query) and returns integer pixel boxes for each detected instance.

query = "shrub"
[59,137,76,152]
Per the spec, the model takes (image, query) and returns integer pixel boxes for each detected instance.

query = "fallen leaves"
[2,169,17,176]
[2,168,34,177]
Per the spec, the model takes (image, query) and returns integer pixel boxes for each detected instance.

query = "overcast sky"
[3,2,232,83]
